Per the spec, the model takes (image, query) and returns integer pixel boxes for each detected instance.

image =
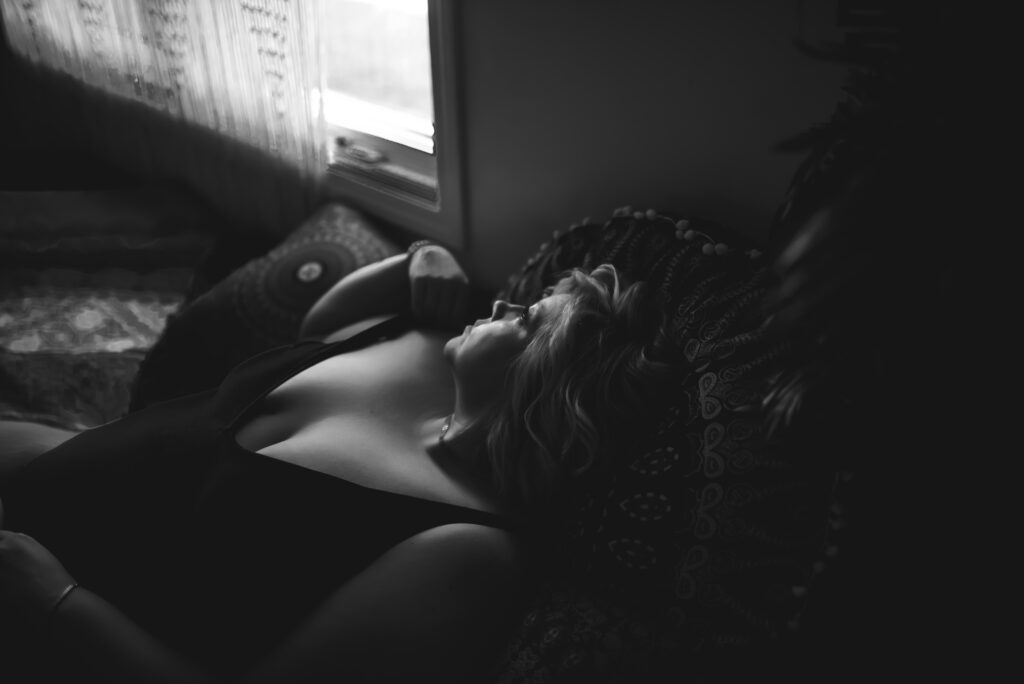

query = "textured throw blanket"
[0,271,188,430]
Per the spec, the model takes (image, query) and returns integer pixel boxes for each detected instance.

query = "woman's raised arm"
[299,243,471,340]
[299,252,412,340]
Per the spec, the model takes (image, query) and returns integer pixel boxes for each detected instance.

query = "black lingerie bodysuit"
[1,313,515,675]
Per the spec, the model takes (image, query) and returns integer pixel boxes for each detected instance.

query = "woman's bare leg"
[0,419,80,487]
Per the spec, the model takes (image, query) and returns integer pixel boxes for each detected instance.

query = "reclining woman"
[0,242,673,684]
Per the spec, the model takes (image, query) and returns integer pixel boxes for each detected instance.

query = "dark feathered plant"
[761,0,969,436]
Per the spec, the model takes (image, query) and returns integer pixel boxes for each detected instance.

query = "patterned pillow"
[128,202,400,411]
[490,207,842,683]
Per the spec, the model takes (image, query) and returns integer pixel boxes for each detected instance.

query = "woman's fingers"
[420,278,440,323]
[443,280,470,328]
[407,244,471,328]
[432,278,468,329]
[411,273,470,329]
[411,275,429,320]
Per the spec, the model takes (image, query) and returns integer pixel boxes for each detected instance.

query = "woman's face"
[445,291,573,400]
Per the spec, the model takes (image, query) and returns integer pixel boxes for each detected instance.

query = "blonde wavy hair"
[483,264,676,516]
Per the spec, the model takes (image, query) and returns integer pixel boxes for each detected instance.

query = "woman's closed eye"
[523,287,555,323]
[526,286,565,323]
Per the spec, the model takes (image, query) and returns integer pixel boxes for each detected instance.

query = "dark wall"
[456,0,846,288]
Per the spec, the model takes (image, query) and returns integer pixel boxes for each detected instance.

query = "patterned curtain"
[0,0,325,234]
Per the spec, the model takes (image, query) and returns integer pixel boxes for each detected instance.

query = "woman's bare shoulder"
[408,522,527,570]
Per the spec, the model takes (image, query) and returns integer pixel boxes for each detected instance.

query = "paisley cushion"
[128,202,400,411]
[490,207,842,683]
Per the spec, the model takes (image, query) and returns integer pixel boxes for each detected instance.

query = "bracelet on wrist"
[46,582,79,634]
[406,239,435,258]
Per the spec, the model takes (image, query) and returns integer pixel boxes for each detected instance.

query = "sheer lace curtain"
[1,0,326,234]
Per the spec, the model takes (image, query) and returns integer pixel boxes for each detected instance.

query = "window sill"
[327,128,437,204]
[322,138,460,247]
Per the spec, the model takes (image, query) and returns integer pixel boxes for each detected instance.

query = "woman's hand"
[408,244,470,330]
[0,529,76,631]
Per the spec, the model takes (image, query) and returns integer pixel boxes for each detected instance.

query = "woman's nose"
[491,300,524,320]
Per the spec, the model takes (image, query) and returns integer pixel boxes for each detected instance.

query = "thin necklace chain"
[439,413,454,447]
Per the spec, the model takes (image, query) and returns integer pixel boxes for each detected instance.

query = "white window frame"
[321,0,465,248]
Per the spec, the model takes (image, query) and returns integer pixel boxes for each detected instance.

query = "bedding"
[0,188,218,269]
[0,269,188,429]
[0,187,219,429]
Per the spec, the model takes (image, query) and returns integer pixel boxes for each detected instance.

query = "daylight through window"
[320,0,434,154]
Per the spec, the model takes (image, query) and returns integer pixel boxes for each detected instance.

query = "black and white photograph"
[1,1,973,682]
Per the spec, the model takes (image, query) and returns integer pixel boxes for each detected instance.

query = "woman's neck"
[426,407,486,469]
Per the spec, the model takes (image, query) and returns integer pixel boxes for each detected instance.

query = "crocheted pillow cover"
[128,202,400,411]
[489,207,840,683]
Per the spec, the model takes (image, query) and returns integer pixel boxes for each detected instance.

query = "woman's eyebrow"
[525,301,546,332]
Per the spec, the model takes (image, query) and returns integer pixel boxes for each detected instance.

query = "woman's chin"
[443,335,462,362]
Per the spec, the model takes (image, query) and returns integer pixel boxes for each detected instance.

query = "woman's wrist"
[44,581,79,636]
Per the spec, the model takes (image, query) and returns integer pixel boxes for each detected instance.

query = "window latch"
[334,137,386,164]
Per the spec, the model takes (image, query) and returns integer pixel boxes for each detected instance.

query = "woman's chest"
[234,330,454,459]
[231,328,499,515]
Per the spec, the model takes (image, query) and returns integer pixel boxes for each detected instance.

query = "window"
[323,0,433,154]
[319,0,463,246]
